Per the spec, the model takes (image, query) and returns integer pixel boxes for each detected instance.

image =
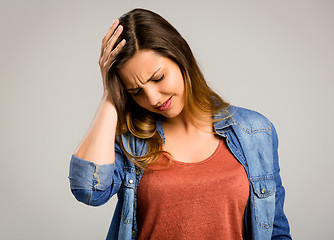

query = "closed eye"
[153,74,164,82]
[132,89,142,96]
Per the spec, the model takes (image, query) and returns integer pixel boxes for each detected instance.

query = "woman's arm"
[73,94,118,165]
[68,95,121,206]
[68,19,127,206]
[74,18,125,165]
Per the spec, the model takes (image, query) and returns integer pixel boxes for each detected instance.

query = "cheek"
[172,70,185,90]
[162,74,184,92]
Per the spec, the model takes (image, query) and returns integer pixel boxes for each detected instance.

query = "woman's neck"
[162,108,214,135]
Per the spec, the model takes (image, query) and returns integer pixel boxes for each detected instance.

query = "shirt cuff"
[68,154,115,191]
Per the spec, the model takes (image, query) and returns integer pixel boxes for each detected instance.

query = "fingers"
[100,19,119,56]
[99,18,126,69]
[103,24,123,57]
[103,39,126,68]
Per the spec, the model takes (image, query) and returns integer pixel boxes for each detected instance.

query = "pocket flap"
[251,178,276,198]
[123,167,136,189]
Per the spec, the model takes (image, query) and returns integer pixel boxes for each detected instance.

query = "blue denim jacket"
[69,105,291,239]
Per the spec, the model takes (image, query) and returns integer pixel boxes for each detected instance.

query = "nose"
[144,86,161,107]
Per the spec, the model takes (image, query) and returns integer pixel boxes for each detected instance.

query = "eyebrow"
[127,67,161,92]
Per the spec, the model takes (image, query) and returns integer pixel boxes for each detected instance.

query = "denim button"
[245,162,248,167]
[261,188,266,194]
[132,230,136,235]
[128,179,134,184]
[136,169,141,175]
[227,139,230,144]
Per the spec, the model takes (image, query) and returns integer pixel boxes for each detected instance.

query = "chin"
[160,107,184,119]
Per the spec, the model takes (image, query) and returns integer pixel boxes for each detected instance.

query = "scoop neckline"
[163,138,223,165]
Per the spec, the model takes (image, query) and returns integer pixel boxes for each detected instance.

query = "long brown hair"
[106,8,229,169]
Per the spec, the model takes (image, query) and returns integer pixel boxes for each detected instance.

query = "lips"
[156,96,172,111]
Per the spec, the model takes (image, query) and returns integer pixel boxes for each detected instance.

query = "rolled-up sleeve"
[68,154,120,206]
[69,155,115,191]
[68,141,127,206]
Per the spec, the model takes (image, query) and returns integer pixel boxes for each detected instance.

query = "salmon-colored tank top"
[137,138,249,240]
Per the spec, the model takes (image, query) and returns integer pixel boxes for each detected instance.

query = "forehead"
[118,50,163,86]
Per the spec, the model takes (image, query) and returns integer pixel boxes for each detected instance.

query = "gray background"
[1,0,333,239]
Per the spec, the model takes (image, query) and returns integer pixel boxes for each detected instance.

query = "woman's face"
[118,50,185,119]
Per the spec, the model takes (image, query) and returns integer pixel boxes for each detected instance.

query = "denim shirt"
[68,105,291,240]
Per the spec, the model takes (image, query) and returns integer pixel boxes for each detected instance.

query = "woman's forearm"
[73,94,118,165]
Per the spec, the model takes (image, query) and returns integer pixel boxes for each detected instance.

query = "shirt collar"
[156,118,166,145]
[213,104,236,132]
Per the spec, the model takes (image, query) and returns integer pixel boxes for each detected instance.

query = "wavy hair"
[106,8,229,169]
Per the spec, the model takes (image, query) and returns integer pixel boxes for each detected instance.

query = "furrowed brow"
[126,67,161,92]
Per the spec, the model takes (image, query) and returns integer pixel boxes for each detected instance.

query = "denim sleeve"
[271,122,292,239]
[68,143,125,206]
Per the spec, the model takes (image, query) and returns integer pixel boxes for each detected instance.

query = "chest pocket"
[251,177,276,229]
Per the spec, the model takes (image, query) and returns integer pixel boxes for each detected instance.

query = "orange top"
[137,139,250,239]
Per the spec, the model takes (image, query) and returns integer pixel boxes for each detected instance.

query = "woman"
[69,8,291,240]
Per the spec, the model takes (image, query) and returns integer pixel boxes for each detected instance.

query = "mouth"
[156,96,173,111]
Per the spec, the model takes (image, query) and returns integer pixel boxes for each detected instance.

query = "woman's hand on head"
[99,18,126,96]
